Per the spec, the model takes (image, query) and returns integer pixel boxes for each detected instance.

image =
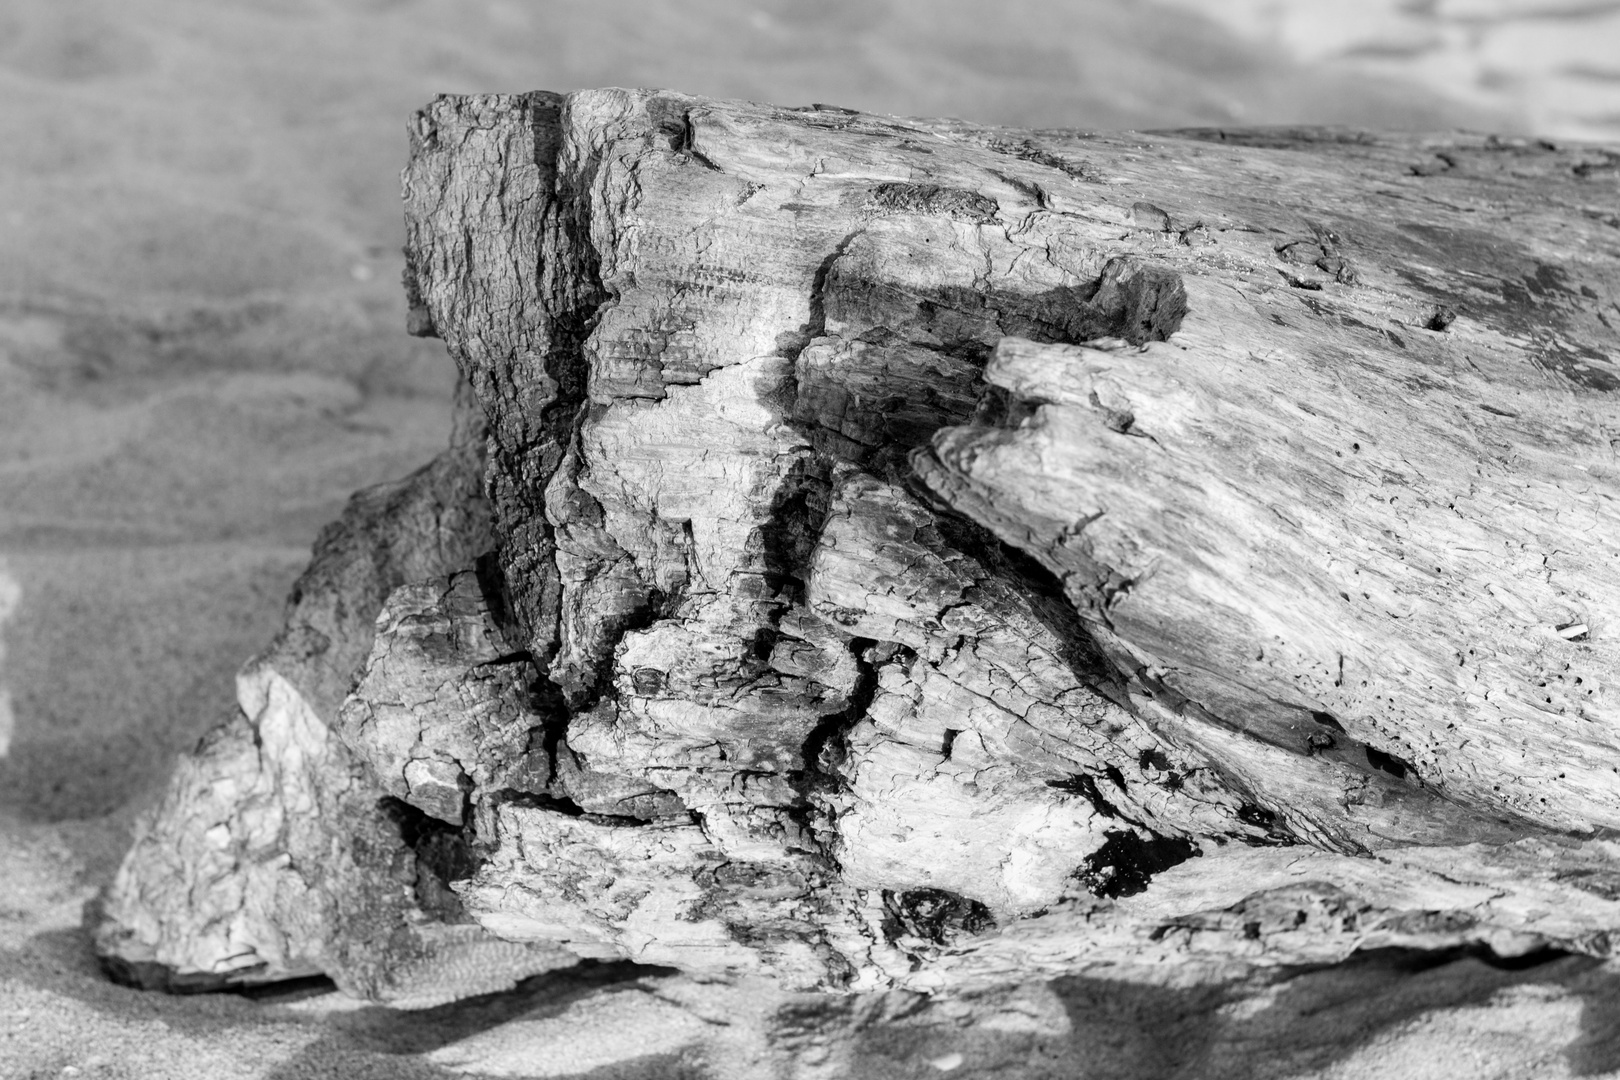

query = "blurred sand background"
[1,1,1617,1076]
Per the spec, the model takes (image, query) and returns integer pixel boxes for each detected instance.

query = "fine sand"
[3,1,1617,1076]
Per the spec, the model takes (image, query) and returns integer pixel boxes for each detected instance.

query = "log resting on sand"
[95,89,1620,1000]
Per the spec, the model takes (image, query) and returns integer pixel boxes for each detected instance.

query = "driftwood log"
[95,89,1620,1002]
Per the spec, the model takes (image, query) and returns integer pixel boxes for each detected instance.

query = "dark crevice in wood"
[378,796,482,922]
[755,455,836,606]
[1048,772,1132,823]
[797,638,889,801]
[881,887,998,947]
[1365,744,1414,780]
[490,787,692,829]
[1074,831,1202,899]
[928,510,1131,710]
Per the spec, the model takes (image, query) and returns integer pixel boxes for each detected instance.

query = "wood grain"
[98,89,1620,999]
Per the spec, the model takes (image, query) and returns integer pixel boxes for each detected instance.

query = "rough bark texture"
[93,381,577,1005]
[98,89,1620,1002]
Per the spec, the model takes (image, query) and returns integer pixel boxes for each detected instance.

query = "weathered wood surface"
[97,89,1620,1000]
[94,383,577,1004]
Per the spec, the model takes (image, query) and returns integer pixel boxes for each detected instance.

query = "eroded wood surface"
[99,89,1620,998]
